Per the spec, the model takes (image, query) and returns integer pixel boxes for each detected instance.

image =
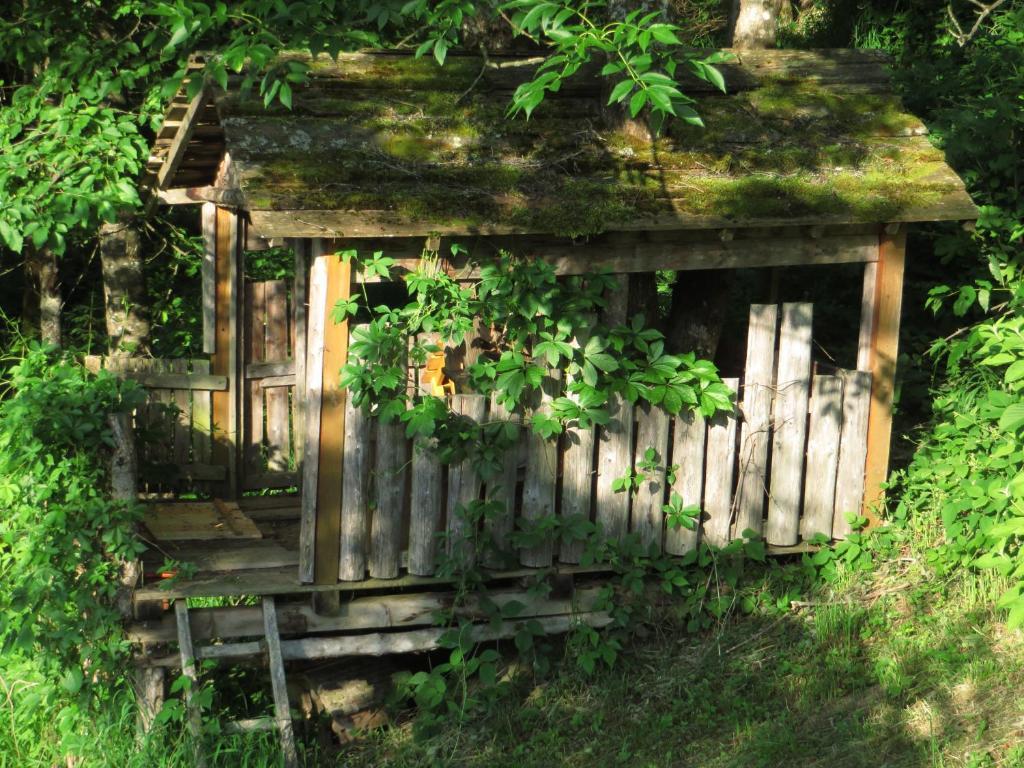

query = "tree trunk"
[24,246,62,347]
[729,0,784,48]
[100,219,151,357]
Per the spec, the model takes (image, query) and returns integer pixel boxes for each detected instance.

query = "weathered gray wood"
[702,379,739,548]
[369,416,407,579]
[157,87,206,189]
[595,394,633,542]
[201,204,217,355]
[292,240,308,466]
[666,410,706,554]
[259,374,295,389]
[767,303,813,545]
[594,278,632,543]
[632,402,671,550]
[338,354,371,581]
[264,280,291,472]
[246,360,295,378]
[245,281,266,475]
[857,262,878,371]
[833,369,872,538]
[131,586,607,644]
[174,600,207,768]
[408,438,443,576]
[484,396,520,568]
[298,256,327,583]
[446,394,487,568]
[801,375,843,539]
[191,360,212,470]
[733,304,778,538]
[132,667,165,734]
[113,371,228,391]
[170,360,191,466]
[262,597,298,768]
[151,610,612,666]
[559,325,595,564]
[520,372,560,567]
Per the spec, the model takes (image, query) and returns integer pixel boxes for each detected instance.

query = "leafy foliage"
[0,348,145,684]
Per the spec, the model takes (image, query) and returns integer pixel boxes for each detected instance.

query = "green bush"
[0,348,145,686]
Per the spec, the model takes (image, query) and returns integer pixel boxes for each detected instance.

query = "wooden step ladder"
[175,597,299,768]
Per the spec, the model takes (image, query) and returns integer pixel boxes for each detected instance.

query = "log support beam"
[860,227,907,524]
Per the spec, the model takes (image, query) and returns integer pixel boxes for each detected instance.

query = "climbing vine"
[333,245,769,724]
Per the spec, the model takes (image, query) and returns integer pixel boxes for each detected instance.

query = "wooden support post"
[861,229,907,523]
[262,598,299,768]
[211,207,241,498]
[317,242,352,586]
[292,239,309,467]
[174,600,207,768]
[200,204,217,355]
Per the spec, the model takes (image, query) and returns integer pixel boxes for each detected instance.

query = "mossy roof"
[165,49,977,238]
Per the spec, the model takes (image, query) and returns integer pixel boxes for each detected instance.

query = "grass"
[2,519,1022,767]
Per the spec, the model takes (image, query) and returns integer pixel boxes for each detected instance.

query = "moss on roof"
[198,50,976,236]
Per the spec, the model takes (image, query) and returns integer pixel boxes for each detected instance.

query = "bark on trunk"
[729,0,784,48]
[24,246,61,347]
[100,219,151,357]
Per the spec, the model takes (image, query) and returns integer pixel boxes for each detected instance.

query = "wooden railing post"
[210,206,242,499]
[861,227,907,523]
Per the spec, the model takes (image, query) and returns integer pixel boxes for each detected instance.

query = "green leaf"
[607,79,634,105]
[998,403,1024,432]
[1006,360,1024,383]
[629,89,648,118]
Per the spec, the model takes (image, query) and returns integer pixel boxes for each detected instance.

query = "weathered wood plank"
[171,360,191,466]
[338,338,371,582]
[157,86,206,188]
[666,410,706,554]
[594,278,632,543]
[408,438,444,576]
[173,601,207,768]
[201,203,217,355]
[262,598,299,768]
[298,255,327,583]
[702,381,739,548]
[245,281,266,474]
[150,611,613,666]
[484,396,520,568]
[801,375,843,539]
[131,586,607,644]
[246,360,295,378]
[369,416,407,579]
[733,304,778,538]
[144,501,261,541]
[559,325,595,565]
[292,240,308,466]
[264,280,291,472]
[211,207,240,498]
[766,303,813,546]
[857,261,878,371]
[834,370,872,538]
[316,245,352,584]
[191,360,212,470]
[862,231,906,523]
[520,372,560,567]
[446,394,487,568]
[631,402,671,550]
[112,371,228,391]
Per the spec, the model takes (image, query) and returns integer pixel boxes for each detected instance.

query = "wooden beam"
[174,601,207,768]
[129,586,607,644]
[299,249,326,583]
[262,598,299,768]
[115,372,228,391]
[211,207,241,498]
[316,244,351,584]
[862,229,907,523]
[157,88,207,189]
[201,204,217,354]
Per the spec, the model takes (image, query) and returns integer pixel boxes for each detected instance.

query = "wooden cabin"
[127,48,976,751]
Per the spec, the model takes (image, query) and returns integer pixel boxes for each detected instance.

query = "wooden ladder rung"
[174,597,299,768]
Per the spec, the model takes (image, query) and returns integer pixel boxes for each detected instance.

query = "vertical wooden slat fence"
[294,292,874,583]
